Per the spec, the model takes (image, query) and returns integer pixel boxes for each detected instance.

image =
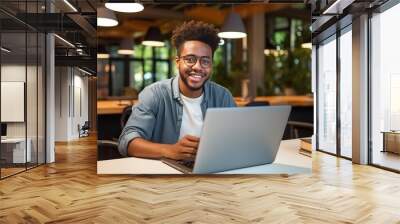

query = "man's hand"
[163,135,200,161]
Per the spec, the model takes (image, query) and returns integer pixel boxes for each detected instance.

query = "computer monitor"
[1,123,7,137]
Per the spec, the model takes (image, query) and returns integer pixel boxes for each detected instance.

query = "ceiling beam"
[67,14,96,38]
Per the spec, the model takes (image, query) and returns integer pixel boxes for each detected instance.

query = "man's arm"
[128,135,199,161]
[119,85,200,160]
[223,89,237,107]
[118,86,158,157]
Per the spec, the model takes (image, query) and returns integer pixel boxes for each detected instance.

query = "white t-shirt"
[178,93,204,140]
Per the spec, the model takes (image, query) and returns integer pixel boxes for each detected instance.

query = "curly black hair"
[171,20,220,56]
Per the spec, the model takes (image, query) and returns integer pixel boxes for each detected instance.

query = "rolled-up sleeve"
[223,89,237,107]
[118,86,158,157]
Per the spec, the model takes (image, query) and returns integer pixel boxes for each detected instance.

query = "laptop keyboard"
[177,160,194,169]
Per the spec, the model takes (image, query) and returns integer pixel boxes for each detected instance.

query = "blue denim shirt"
[118,76,236,157]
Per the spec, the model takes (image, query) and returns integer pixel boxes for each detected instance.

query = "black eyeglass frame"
[177,54,213,68]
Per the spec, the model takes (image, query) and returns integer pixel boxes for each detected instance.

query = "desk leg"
[382,133,386,153]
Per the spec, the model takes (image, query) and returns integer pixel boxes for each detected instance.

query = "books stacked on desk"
[381,130,400,154]
[299,138,312,157]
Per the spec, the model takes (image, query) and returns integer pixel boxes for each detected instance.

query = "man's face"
[176,40,213,92]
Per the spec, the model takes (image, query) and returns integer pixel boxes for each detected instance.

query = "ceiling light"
[97,45,110,59]
[218,11,247,39]
[78,67,93,76]
[301,43,312,49]
[54,34,75,48]
[118,38,135,55]
[97,53,109,59]
[142,26,164,47]
[76,48,85,55]
[142,40,164,47]
[105,1,144,13]
[264,49,288,57]
[63,0,78,12]
[1,47,11,53]
[97,7,118,27]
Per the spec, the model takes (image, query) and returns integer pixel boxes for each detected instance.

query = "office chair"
[97,140,123,161]
[286,121,313,139]
[120,105,133,129]
[78,121,90,138]
[97,105,134,160]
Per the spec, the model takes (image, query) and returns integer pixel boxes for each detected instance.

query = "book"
[299,138,312,157]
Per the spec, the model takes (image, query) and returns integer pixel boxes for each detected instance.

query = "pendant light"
[105,1,144,13]
[1,47,11,53]
[118,38,135,55]
[97,45,110,59]
[97,7,118,27]
[142,26,164,47]
[218,9,247,39]
[301,42,312,49]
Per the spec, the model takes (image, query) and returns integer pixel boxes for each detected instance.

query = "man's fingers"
[173,152,194,161]
[181,139,199,148]
[182,153,195,161]
[184,135,200,142]
[180,146,197,154]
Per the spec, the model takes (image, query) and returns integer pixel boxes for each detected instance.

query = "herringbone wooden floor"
[1,135,400,223]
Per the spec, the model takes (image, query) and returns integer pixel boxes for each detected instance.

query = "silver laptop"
[162,105,291,174]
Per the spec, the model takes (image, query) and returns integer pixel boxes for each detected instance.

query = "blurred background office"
[96,2,313,145]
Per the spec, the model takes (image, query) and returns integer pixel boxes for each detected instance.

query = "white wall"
[55,66,69,141]
[1,65,33,137]
[1,63,45,164]
[54,67,89,141]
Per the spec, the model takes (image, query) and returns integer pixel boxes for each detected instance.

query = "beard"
[179,69,210,91]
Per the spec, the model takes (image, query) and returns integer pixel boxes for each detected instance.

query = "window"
[370,3,400,171]
[339,27,352,158]
[98,43,172,98]
[317,35,337,154]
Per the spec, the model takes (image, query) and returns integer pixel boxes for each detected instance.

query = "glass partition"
[0,0,46,179]
[0,2,28,177]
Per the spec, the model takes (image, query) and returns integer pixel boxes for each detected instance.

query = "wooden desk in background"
[234,96,313,107]
[97,96,313,115]
[1,138,32,164]
[97,100,137,115]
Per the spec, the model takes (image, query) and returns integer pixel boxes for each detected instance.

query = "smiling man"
[118,20,236,161]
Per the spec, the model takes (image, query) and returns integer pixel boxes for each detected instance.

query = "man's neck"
[178,79,203,98]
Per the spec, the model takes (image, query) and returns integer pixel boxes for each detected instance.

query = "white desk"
[1,138,32,163]
[97,139,311,175]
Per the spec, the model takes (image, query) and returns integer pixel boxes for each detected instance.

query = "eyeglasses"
[179,54,212,68]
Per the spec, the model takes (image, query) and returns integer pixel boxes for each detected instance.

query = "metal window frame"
[315,16,353,161]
